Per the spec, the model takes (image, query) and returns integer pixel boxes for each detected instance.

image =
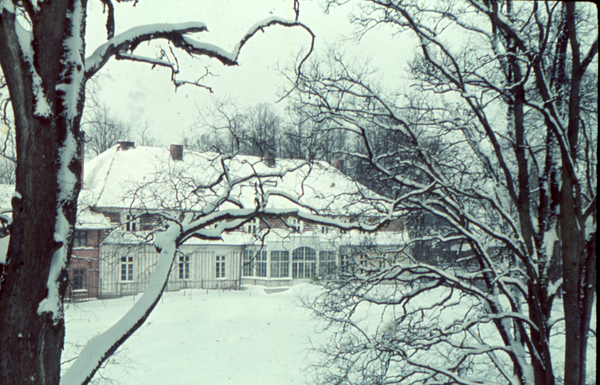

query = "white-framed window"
[256,251,267,277]
[121,256,134,281]
[243,250,254,277]
[73,230,87,248]
[288,217,302,232]
[292,247,316,279]
[360,254,369,267]
[179,255,190,279]
[341,254,353,272]
[216,255,226,278]
[270,251,289,278]
[243,249,267,277]
[247,218,259,234]
[378,255,388,270]
[125,215,139,232]
[73,269,86,290]
[319,251,337,276]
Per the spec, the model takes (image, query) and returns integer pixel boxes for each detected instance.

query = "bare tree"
[0,1,316,384]
[196,100,283,157]
[188,98,246,154]
[135,122,156,147]
[290,2,597,384]
[241,103,281,157]
[83,101,132,157]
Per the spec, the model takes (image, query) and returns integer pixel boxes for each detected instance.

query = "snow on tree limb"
[60,224,179,385]
[85,16,315,88]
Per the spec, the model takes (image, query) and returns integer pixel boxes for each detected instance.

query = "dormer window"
[289,217,301,232]
[247,218,259,234]
[126,215,139,232]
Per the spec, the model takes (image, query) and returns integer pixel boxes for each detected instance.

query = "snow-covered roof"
[1,184,111,231]
[83,145,385,216]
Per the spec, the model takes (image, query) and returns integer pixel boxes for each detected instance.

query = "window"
[378,256,388,270]
[179,255,190,279]
[341,254,354,272]
[216,255,226,278]
[319,251,337,276]
[243,250,254,277]
[73,269,86,290]
[287,217,302,232]
[121,256,134,281]
[292,247,316,279]
[73,230,87,248]
[126,215,138,232]
[256,251,267,277]
[270,251,289,278]
[360,254,369,269]
[106,212,121,223]
[243,250,267,277]
[247,218,259,234]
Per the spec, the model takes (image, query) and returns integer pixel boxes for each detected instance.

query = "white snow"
[61,282,596,385]
[63,285,321,385]
[14,21,52,117]
[60,223,180,385]
[0,235,8,265]
[1,0,15,13]
[83,146,384,217]
[55,0,85,120]
[85,22,208,74]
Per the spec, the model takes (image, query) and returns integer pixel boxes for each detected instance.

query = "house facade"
[1,142,410,300]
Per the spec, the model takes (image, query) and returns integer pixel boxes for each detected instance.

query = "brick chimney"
[170,144,183,161]
[332,159,344,173]
[263,152,275,167]
[117,141,135,151]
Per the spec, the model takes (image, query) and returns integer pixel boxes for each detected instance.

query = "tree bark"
[0,1,85,384]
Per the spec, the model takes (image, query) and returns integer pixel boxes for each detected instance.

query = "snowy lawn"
[63,284,596,385]
[63,284,323,385]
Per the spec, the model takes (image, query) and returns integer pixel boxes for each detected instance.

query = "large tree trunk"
[0,2,86,384]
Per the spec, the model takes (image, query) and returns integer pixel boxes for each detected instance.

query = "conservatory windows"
[243,250,254,277]
[179,255,190,279]
[270,251,289,278]
[243,250,267,277]
[292,247,316,279]
[256,251,268,277]
[340,254,353,272]
[121,256,134,281]
[216,255,226,278]
[319,251,337,276]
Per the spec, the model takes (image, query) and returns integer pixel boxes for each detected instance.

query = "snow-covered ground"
[63,285,322,385]
[64,284,596,385]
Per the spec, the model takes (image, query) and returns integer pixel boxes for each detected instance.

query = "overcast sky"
[85,0,416,146]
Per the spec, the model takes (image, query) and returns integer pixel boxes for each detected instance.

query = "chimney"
[332,159,344,173]
[263,152,275,167]
[117,141,135,151]
[170,144,183,161]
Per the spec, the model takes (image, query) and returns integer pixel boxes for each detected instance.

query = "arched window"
[292,247,316,279]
